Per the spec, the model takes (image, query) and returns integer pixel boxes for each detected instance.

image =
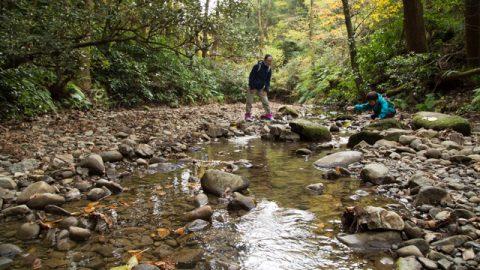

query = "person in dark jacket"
[245,54,273,121]
[347,91,396,119]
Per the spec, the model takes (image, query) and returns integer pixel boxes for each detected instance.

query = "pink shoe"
[260,113,273,120]
[245,113,254,122]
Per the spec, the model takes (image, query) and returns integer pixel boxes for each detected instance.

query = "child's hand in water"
[346,106,354,111]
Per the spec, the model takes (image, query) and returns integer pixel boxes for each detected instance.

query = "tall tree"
[201,0,211,58]
[402,0,428,53]
[465,0,480,66]
[258,0,264,56]
[341,0,362,91]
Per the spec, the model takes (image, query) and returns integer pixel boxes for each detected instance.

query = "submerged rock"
[289,119,332,142]
[306,183,325,195]
[185,219,210,233]
[229,192,255,210]
[169,248,204,268]
[412,111,471,135]
[201,170,249,196]
[314,151,363,168]
[184,205,213,221]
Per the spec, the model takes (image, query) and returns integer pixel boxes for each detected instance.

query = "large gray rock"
[194,193,208,208]
[337,231,402,251]
[135,144,154,158]
[229,192,255,210]
[0,177,16,190]
[206,124,228,138]
[412,111,471,135]
[0,243,22,259]
[17,222,40,240]
[69,226,91,241]
[360,163,394,185]
[314,151,363,168]
[414,186,450,206]
[355,206,405,231]
[9,159,40,173]
[26,193,65,209]
[80,154,105,175]
[431,235,471,247]
[289,119,332,142]
[87,187,111,201]
[0,257,13,270]
[17,181,56,203]
[201,170,249,196]
[185,219,210,233]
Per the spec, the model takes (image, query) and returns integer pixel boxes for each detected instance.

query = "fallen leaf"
[156,228,170,239]
[32,258,42,269]
[174,227,185,236]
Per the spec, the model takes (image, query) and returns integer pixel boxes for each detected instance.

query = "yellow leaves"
[174,227,185,236]
[84,201,100,213]
[110,249,149,270]
[156,228,171,239]
[38,218,62,229]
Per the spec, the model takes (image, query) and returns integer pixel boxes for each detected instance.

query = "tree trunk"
[211,0,220,58]
[465,0,480,66]
[309,0,314,42]
[402,0,428,53]
[77,0,93,97]
[341,0,362,91]
[258,0,264,56]
[201,0,210,58]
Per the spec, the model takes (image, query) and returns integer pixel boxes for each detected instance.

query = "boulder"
[201,170,249,196]
[99,151,123,162]
[414,186,450,206]
[80,154,105,175]
[278,106,300,118]
[17,181,56,203]
[360,163,395,185]
[314,151,363,168]
[289,119,332,142]
[26,193,65,209]
[412,111,471,136]
[336,231,402,251]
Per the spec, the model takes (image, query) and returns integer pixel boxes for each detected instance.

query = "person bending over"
[245,54,273,121]
[347,91,396,119]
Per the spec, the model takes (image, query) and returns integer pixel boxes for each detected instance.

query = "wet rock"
[119,144,135,158]
[437,259,452,270]
[313,151,363,168]
[414,186,450,206]
[206,124,228,138]
[184,205,213,221]
[185,219,210,233]
[425,149,442,159]
[278,106,300,118]
[201,170,249,196]
[289,119,332,142]
[329,124,340,133]
[17,222,40,240]
[360,163,395,185]
[170,248,203,268]
[367,119,407,131]
[64,188,81,201]
[0,244,22,259]
[347,131,383,148]
[397,245,424,257]
[306,183,325,195]
[431,235,471,247]
[0,176,16,190]
[87,187,111,201]
[412,111,471,135]
[95,179,123,194]
[229,192,255,210]
[135,144,154,158]
[323,167,351,180]
[194,193,209,208]
[75,181,91,192]
[0,257,13,270]
[9,159,40,173]
[1,205,31,217]
[26,193,65,209]
[44,205,72,216]
[336,231,402,251]
[99,151,123,162]
[68,226,91,241]
[80,154,105,175]
[396,256,422,270]
[17,181,56,203]
[296,148,312,155]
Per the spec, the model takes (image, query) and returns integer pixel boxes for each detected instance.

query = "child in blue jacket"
[347,91,396,119]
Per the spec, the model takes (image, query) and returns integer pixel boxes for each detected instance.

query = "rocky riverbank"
[1,103,480,269]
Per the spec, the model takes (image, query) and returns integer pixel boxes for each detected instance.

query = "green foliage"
[415,94,440,112]
[62,82,92,110]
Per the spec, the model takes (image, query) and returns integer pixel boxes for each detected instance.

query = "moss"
[278,106,300,118]
[289,119,332,142]
[347,131,384,148]
[412,111,471,135]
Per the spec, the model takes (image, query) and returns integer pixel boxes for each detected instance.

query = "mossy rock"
[347,131,384,148]
[289,119,332,142]
[364,118,407,131]
[412,111,471,135]
[278,106,300,118]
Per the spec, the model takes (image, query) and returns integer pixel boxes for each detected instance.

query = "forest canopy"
[1,0,479,119]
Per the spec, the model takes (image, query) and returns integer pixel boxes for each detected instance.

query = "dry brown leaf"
[174,227,185,236]
[156,228,171,239]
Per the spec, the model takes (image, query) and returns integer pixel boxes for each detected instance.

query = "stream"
[1,135,398,270]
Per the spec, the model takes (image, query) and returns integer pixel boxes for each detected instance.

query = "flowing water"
[1,136,398,269]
